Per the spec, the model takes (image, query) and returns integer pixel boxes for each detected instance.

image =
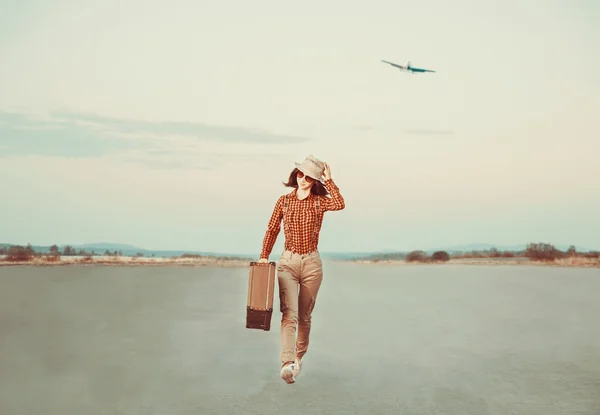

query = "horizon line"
[1,241,598,254]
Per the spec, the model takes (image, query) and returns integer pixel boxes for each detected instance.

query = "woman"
[258,154,345,384]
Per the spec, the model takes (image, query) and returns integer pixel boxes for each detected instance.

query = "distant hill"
[76,242,142,250]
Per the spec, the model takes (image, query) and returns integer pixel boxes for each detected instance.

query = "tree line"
[0,244,146,262]
[2,242,599,263]
[358,243,600,263]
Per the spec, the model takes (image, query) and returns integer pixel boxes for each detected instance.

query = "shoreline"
[347,257,600,268]
[2,255,599,268]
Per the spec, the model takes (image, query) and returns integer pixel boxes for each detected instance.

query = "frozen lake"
[1,261,599,414]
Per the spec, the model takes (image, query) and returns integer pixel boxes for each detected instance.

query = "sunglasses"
[296,170,315,182]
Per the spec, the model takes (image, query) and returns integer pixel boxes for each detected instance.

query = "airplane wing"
[381,60,405,70]
[410,67,436,73]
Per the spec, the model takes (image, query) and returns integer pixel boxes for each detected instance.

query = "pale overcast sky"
[1,0,599,254]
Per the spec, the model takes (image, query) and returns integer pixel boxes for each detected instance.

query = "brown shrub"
[44,255,61,262]
[525,242,564,261]
[431,251,450,262]
[406,250,429,262]
[4,245,33,262]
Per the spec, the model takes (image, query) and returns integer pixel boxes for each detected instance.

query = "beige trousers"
[277,250,324,364]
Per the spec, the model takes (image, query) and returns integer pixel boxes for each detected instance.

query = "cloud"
[0,111,140,158]
[51,111,310,144]
[0,110,308,169]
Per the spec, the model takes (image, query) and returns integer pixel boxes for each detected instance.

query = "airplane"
[381,59,435,73]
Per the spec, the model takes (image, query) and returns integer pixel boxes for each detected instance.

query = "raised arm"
[259,195,284,260]
[322,178,345,211]
[320,162,345,211]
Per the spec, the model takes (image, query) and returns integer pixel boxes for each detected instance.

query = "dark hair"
[282,168,329,196]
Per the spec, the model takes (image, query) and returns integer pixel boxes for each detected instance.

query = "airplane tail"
[406,61,411,68]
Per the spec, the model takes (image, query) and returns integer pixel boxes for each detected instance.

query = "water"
[0,262,599,414]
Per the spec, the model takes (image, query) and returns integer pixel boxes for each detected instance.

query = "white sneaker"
[292,357,302,378]
[280,362,295,384]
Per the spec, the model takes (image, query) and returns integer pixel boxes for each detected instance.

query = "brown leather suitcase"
[246,261,276,331]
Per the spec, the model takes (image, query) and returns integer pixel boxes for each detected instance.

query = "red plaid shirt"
[260,179,345,259]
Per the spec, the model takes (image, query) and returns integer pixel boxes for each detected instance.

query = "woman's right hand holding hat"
[323,162,331,181]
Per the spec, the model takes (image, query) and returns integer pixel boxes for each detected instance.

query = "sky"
[1,0,599,255]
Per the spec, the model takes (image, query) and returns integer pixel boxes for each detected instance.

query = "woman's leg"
[277,252,300,365]
[296,253,324,362]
